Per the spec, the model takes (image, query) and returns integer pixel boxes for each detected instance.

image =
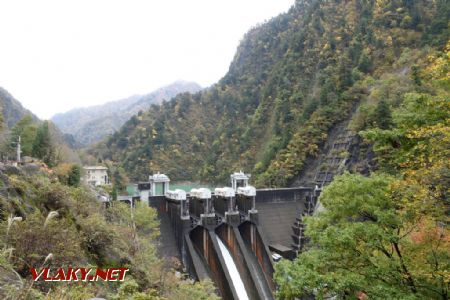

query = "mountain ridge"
[0,87,39,129]
[52,80,202,146]
[0,86,81,163]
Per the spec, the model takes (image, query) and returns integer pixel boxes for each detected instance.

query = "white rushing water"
[216,237,249,300]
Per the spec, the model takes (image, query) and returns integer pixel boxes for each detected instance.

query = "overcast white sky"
[0,0,293,119]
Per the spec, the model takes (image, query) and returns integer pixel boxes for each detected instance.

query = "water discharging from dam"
[216,237,250,300]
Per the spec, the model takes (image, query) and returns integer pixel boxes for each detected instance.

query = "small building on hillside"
[83,166,110,186]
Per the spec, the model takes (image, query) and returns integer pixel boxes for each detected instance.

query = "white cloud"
[0,0,293,119]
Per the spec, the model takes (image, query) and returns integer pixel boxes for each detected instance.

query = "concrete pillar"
[203,229,208,261]
[180,217,191,269]
[249,210,259,225]
[204,198,209,214]
[251,223,256,252]
[140,190,149,206]
[181,199,189,219]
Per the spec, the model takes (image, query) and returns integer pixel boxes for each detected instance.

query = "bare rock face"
[4,165,23,176]
[22,163,41,176]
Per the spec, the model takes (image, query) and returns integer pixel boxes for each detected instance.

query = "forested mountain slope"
[92,0,449,186]
[274,41,449,300]
[0,87,39,129]
[52,81,201,146]
[0,87,80,164]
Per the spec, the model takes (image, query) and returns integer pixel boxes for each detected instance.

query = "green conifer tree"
[68,165,81,187]
[373,99,393,129]
[32,121,57,166]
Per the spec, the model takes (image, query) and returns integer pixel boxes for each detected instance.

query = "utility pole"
[16,136,21,163]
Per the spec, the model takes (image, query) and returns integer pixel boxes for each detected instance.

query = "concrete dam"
[134,172,320,299]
